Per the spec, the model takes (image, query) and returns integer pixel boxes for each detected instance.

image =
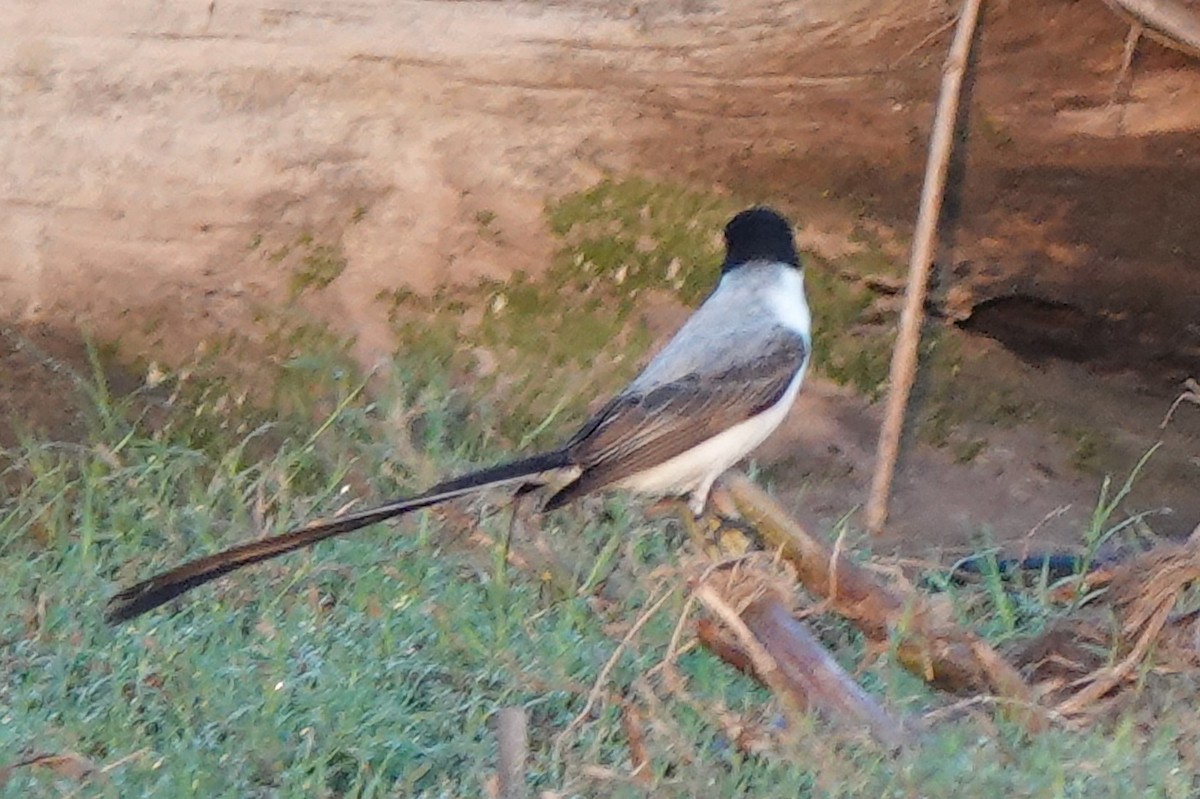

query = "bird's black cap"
[721,206,800,273]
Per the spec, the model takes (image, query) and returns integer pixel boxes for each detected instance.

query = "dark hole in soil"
[957,294,1200,392]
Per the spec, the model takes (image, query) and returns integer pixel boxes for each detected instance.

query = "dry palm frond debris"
[1015,526,1200,721]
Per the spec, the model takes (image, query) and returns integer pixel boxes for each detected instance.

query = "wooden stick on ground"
[865,0,986,535]
[697,586,909,751]
[721,472,1046,733]
[496,707,528,799]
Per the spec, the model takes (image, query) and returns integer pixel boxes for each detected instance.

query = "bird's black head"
[721,206,799,273]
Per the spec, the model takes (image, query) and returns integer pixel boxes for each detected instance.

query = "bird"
[105,206,812,624]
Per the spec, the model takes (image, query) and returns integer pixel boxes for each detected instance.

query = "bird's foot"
[671,502,757,559]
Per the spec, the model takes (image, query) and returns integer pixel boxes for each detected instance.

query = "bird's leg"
[704,482,761,557]
[682,499,721,553]
[654,490,757,559]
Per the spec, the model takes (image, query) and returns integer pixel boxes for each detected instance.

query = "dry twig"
[1161,377,1200,429]
[555,587,676,757]
[890,14,960,69]
[649,554,756,679]
[620,701,652,784]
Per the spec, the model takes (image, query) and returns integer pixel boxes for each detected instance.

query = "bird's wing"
[547,329,807,505]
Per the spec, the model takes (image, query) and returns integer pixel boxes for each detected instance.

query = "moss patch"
[289,241,348,298]
[547,176,740,305]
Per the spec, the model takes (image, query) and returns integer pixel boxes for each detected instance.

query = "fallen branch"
[698,587,909,751]
[721,471,1046,732]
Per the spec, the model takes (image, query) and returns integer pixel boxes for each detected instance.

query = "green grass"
[3,348,1199,798]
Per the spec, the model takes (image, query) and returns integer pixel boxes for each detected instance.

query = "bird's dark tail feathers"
[104,450,572,625]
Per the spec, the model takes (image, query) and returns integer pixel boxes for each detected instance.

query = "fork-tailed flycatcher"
[105,206,811,624]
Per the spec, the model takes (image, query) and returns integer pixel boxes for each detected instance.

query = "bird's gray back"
[627,261,807,391]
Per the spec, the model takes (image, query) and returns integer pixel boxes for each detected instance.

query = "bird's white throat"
[767,266,811,341]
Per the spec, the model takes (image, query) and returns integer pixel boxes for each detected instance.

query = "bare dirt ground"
[3,0,1198,557]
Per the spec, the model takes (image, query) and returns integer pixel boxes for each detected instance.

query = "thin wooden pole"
[865,0,986,535]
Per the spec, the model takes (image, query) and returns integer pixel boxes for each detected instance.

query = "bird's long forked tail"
[104,450,571,625]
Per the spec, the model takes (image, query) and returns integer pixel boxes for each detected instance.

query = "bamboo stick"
[865,0,986,535]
